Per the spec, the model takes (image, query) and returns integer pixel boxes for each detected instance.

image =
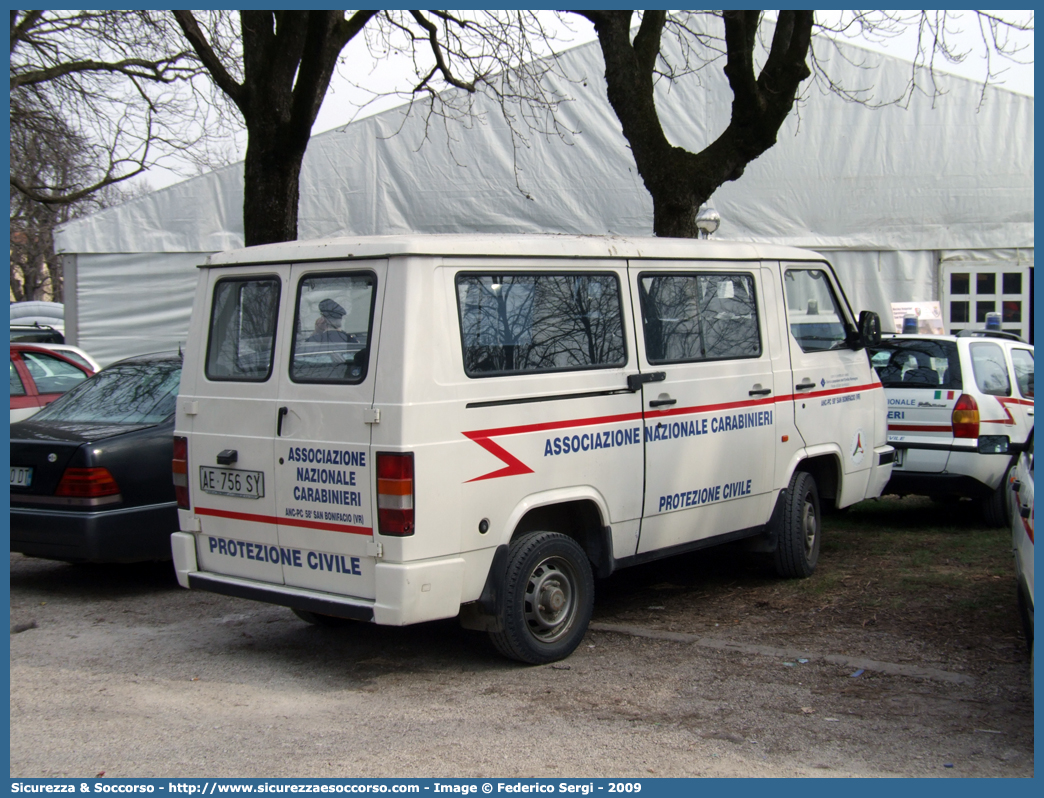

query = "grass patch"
[810,495,1018,635]
[594,493,1025,664]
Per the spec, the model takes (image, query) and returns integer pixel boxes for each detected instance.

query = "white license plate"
[199,467,265,499]
[894,448,905,467]
[10,466,32,487]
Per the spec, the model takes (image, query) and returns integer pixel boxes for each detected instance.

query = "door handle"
[749,387,772,397]
[277,406,289,436]
[795,379,816,391]
[649,396,677,408]
[627,371,666,392]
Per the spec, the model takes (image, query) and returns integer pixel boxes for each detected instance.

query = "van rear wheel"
[774,471,821,578]
[490,531,594,665]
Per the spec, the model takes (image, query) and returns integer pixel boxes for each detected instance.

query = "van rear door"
[270,263,386,600]
[191,270,287,584]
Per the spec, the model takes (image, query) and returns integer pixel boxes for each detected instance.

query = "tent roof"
[55,23,1033,256]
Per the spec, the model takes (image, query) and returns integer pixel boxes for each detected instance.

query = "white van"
[171,235,893,663]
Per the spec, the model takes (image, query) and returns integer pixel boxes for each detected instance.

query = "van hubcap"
[524,557,577,642]
[802,497,818,558]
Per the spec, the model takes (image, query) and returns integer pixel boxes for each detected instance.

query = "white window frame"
[940,261,1031,341]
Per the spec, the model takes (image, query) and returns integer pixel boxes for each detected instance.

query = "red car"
[10,343,94,423]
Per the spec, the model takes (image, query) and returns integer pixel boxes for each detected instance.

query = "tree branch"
[11,55,191,89]
[633,11,666,74]
[10,10,43,54]
[173,9,245,108]
[11,166,145,206]
[410,10,479,92]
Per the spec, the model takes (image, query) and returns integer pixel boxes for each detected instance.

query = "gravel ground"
[8,498,1035,778]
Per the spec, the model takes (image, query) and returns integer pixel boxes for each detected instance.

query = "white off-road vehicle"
[870,330,1033,526]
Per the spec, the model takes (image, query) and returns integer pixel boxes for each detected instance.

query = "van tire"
[774,471,821,579]
[489,531,594,665]
[980,468,1012,528]
[292,608,352,628]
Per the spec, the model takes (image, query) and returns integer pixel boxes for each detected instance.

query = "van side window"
[206,277,280,381]
[970,342,1011,396]
[1011,348,1034,398]
[638,273,760,363]
[456,273,626,376]
[290,272,376,384]
[784,268,848,352]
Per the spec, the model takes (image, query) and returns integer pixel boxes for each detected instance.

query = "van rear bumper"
[171,531,465,626]
[189,571,376,622]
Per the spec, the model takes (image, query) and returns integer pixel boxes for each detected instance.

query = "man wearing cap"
[307,298,354,344]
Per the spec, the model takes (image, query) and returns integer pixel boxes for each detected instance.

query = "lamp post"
[695,206,721,239]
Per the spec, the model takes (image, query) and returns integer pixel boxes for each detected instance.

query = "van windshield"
[869,339,962,390]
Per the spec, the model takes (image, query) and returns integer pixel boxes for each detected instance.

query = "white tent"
[55,27,1034,365]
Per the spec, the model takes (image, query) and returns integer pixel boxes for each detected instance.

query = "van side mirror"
[847,310,881,350]
[860,311,882,345]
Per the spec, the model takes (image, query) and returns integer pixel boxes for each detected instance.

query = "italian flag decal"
[934,390,955,400]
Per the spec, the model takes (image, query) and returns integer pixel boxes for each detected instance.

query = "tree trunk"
[582,10,813,239]
[242,137,306,247]
[650,180,702,239]
[174,10,376,247]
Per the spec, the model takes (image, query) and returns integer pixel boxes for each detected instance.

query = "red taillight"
[173,435,190,510]
[55,467,120,498]
[952,394,980,439]
[377,452,414,536]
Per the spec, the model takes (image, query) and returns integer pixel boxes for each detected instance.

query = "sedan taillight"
[377,452,414,536]
[952,394,980,439]
[55,467,120,498]
[173,435,190,510]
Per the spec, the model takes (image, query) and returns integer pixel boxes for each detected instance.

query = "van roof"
[203,234,828,268]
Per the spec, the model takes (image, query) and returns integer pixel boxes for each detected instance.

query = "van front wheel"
[490,531,594,665]
[774,471,821,578]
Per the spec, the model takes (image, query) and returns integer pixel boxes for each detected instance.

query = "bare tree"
[812,10,1034,109]
[9,94,148,301]
[9,10,235,300]
[173,11,576,246]
[173,11,379,247]
[571,10,1033,238]
[9,10,227,205]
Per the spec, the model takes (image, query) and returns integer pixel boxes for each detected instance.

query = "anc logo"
[850,428,866,465]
